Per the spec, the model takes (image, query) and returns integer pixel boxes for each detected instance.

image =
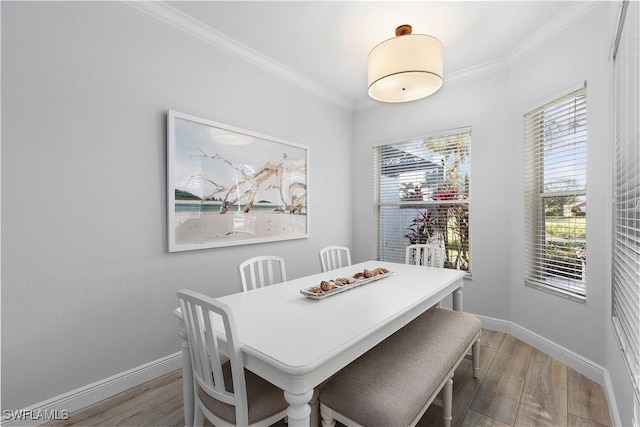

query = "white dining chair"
[239,255,287,292]
[319,246,352,272]
[177,289,288,426]
[405,244,446,268]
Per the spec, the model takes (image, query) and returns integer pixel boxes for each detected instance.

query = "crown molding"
[447,57,509,84]
[505,1,600,66]
[124,0,354,111]
[447,1,600,84]
[125,0,599,111]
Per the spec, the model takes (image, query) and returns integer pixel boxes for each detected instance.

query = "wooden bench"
[318,307,481,427]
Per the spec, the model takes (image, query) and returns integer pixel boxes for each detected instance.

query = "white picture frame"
[167,110,309,252]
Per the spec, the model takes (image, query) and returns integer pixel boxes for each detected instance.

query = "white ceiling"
[152,1,598,110]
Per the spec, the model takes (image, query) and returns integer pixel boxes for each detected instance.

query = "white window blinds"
[524,86,587,300]
[612,0,640,405]
[373,128,471,271]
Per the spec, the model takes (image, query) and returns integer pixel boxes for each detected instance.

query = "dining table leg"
[284,389,314,426]
[453,284,464,311]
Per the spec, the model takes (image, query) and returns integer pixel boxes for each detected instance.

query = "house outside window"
[523,85,587,301]
[374,128,471,271]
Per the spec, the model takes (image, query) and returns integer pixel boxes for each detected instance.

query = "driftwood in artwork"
[191,148,306,214]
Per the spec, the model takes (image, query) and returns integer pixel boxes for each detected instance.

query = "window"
[374,128,471,271]
[612,0,640,409]
[523,85,587,300]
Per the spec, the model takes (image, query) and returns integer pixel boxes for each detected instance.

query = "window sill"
[525,280,586,303]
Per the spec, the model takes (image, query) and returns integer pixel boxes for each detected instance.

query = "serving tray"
[300,271,393,300]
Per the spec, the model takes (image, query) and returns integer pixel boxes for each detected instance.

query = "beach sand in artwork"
[175,211,307,245]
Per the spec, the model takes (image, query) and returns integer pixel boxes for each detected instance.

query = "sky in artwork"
[172,116,306,204]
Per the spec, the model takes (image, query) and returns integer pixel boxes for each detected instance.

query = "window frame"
[523,85,588,302]
[373,127,471,273]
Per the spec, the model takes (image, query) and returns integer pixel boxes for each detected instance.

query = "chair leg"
[193,404,204,427]
[319,403,336,427]
[443,377,453,427]
[472,338,480,379]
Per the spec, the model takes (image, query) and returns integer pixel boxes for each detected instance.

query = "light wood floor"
[46,330,612,427]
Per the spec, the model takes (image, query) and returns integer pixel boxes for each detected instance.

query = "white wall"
[353,70,513,321]
[3,2,636,425]
[507,1,613,371]
[355,2,636,425]
[507,5,637,424]
[1,2,353,410]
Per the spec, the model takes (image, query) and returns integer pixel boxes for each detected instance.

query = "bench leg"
[319,403,336,427]
[443,376,453,427]
[472,338,480,379]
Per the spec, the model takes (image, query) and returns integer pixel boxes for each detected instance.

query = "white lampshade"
[368,26,443,103]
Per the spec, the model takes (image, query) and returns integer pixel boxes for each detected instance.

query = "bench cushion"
[319,307,481,427]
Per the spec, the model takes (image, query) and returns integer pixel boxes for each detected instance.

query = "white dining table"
[176,260,466,427]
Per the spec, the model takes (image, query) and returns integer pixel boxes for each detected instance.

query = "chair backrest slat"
[202,308,226,395]
[239,256,287,292]
[319,246,352,272]
[177,290,250,425]
[405,244,446,268]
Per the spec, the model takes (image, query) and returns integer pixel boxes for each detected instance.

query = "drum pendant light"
[368,25,443,103]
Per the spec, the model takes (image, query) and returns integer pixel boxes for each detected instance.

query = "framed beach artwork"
[167,110,309,252]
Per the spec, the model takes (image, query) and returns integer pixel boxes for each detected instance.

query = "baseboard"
[603,368,623,427]
[475,314,617,425]
[475,314,512,334]
[475,314,606,384]
[1,352,182,427]
[3,316,618,426]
